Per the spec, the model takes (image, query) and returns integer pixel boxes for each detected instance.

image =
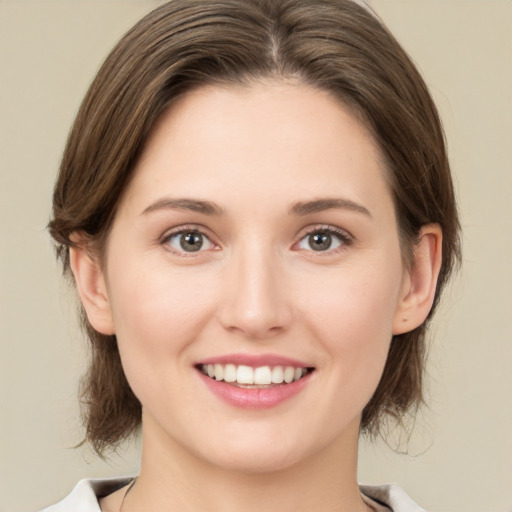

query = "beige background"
[0,1,511,511]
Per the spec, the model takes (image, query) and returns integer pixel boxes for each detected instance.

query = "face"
[93,82,412,472]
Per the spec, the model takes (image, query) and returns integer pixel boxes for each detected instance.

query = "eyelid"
[294,224,354,253]
[158,223,353,255]
[160,224,219,255]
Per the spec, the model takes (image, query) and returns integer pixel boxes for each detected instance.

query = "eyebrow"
[289,198,371,217]
[141,196,371,218]
[141,198,225,216]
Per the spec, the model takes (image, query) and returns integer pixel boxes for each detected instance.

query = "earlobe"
[392,224,443,335]
[69,234,115,335]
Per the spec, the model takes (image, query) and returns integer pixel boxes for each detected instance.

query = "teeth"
[224,364,236,383]
[237,365,254,384]
[271,366,284,384]
[214,364,224,381]
[254,366,272,385]
[201,364,309,385]
[283,366,295,383]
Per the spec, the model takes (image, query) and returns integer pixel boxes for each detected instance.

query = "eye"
[163,229,216,254]
[296,227,351,252]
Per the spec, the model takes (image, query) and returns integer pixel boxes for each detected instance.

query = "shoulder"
[360,483,426,512]
[38,477,132,512]
[39,479,422,512]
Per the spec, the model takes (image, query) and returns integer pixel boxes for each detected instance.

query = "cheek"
[105,263,222,424]
[299,258,403,384]
[106,260,218,371]
[302,260,401,337]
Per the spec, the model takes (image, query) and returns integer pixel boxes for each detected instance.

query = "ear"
[392,224,443,335]
[69,233,115,335]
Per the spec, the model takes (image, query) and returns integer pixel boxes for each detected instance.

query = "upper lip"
[196,353,312,368]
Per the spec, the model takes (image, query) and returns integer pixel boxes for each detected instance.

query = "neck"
[123,412,368,512]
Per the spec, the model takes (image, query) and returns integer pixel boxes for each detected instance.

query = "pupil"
[180,232,203,252]
[310,232,331,251]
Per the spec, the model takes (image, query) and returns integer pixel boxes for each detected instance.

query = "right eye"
[294,225,353,254]
[163,229,216,254]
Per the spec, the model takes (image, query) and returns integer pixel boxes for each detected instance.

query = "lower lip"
[197,371,312,409]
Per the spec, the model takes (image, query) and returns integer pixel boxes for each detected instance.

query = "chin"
[189,426,328,475]
[205,447,307,475]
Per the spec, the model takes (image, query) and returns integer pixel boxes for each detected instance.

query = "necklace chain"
[118,477,137,512]
[117,477,374,512]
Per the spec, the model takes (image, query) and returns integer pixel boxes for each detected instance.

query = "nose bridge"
[219,239,291,339]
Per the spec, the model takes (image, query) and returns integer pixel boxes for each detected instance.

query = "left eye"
[164,230,215,253]
[297,229,347,252]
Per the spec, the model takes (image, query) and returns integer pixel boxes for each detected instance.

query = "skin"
[71,81,442,512]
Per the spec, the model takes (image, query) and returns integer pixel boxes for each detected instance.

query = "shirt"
[40,477,426,512]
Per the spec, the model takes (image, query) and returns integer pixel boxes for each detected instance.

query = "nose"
[218,244,293,340]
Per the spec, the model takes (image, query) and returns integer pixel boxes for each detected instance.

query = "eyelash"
[161,225,216,256]
[160,224,353,256]
[295,225,353,254]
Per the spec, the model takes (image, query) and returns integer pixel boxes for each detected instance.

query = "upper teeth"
[201,364,307,385]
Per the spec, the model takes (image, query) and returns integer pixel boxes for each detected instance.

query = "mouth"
[196,363,315,388]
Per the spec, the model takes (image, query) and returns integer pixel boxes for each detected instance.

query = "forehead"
[119,81,392,217]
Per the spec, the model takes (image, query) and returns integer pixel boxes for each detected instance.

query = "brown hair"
[49,0,461,455]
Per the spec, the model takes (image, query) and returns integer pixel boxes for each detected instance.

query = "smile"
[198,364,312,387]
[195,356,315,409]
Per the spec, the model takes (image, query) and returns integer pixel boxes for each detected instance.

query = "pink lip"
[195,353,314,410]
[197,371,313,409]
[197,353,311,368]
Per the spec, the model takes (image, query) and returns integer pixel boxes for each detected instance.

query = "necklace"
[117,477,374,512]
[118,477,137,512]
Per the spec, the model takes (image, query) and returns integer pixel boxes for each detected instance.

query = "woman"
[43,0,460,510]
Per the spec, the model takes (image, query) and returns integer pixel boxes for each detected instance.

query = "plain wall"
[0,1,510,511]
